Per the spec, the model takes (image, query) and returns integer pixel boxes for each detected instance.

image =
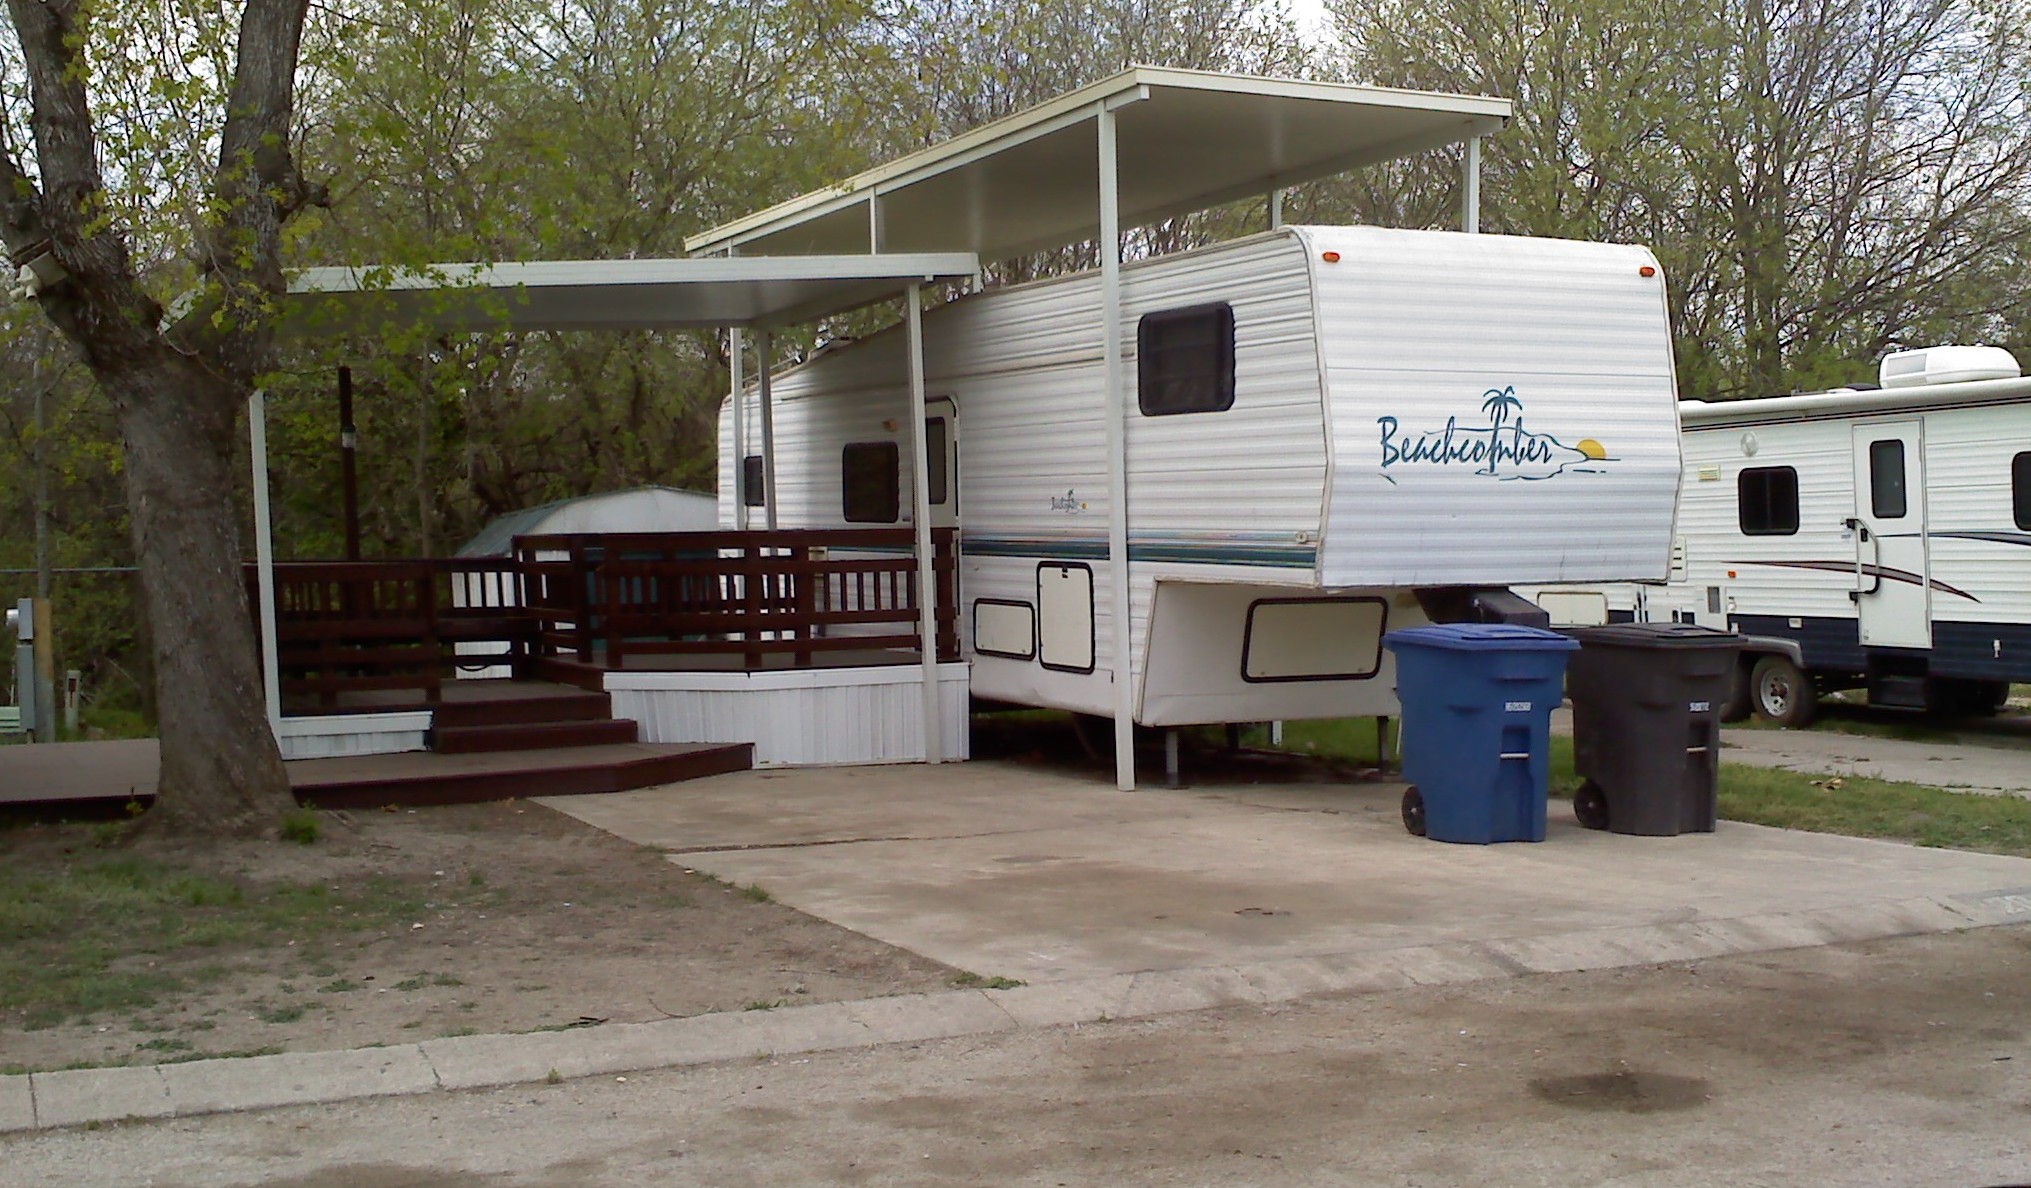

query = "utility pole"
[339,366,361,560]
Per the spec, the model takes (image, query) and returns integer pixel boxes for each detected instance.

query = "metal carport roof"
[280,253,982,334]
[685,66,1511,260]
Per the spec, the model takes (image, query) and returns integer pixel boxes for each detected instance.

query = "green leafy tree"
[0,0,326,832]
[1326,0,2031,397]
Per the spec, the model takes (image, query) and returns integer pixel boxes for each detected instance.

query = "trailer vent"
[1879,345,2020,389]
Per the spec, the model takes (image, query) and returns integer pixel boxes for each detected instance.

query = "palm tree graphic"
[1480,386,1524,473]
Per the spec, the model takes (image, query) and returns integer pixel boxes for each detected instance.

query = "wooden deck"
[0,737,751,814]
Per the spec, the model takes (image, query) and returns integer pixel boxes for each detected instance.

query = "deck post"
[248,389,282,735]
[1462,136,1481,234]
[905,283,943,764]
[731,326,748,532]
[1098,101,1136,792]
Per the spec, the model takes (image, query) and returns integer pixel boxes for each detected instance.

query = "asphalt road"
[9,925,2029,1187]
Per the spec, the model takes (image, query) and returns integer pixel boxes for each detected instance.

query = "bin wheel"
[1750,654,1817,729]
[1401,786,1427,837]
[1573,780,1610,831]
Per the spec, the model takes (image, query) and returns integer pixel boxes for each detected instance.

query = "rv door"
[1849,420,1931,649]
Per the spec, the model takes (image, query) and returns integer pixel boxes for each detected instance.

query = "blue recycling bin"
[1383,624,1579,844]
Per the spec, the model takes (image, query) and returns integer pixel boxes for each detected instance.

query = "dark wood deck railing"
[246,557,531,706]
[251,529,959,707]
[514,528,959,670]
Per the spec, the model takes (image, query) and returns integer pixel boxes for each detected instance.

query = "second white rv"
[721,224,1684,729]
[1542,346,2031,725]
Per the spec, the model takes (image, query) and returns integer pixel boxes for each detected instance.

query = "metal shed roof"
[280,253,981,335]
[685,66,1511,260]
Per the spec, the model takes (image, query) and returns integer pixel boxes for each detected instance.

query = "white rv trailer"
[719,223,1683,729]
[1539,346,2031,725]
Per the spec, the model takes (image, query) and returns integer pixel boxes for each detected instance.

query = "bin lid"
[1568,622,1741,649]
[1383,623,1580,652]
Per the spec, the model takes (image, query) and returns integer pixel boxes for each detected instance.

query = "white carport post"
[247,389,282,736]
[904,283,943,763]
[730,327,748,530]
[758,330,779,530]
[1098,101,1136,792]
[1462,136,1482,233]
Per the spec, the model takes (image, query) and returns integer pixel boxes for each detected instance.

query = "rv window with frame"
[1137,303,1235,416]
[2014,452,2031,531]
[1738,466,1799,535]
[741,455,765,508]
[1868,439,1907,519]
[841,441,899,523]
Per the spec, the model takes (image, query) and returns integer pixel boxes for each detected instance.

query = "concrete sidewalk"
[1716,727,2031,797]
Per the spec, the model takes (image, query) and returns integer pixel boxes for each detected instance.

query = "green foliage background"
[3,0,2027,727]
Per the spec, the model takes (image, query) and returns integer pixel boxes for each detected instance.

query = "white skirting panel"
[606,663,971,768]
[275,712,432,761]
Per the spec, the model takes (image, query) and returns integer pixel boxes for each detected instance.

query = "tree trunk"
[113,354,292,835]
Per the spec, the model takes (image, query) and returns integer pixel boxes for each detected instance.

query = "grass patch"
[280,808,321,846]
[0,854,430,1028]
[135,1036,193,1054]
[743,998,787,1011]
[1258,717,1396,766]
[1712,767,2031,855]
[949,972,1024,990]
[258,1003,311,1024]
[739,883,773,904]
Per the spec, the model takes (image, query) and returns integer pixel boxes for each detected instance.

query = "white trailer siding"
[722,226,1681,723]
[1309,227,1680,587]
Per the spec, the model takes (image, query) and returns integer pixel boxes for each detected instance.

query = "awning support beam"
[1098,103,1136,792]
[248,389,282,736]
[759,330,779,530]
[730,327,748,530]
[904,283,943,763]
[1463,136,1481,233]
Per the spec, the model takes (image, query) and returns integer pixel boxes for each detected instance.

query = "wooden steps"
[432,718,640,754]
[287,742,753,809]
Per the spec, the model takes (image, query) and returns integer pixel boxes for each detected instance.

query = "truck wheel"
[1401,786,1427,837]
[1750,655,1817,728]
[1719,661,1753,723]
[1573,780,1609,831]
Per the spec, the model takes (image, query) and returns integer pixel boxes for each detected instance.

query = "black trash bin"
[1564,623,1743,836]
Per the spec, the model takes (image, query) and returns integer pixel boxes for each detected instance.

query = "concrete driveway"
[544,760,2031,985]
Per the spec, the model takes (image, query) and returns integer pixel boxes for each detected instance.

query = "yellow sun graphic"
[1575,438,1608,460]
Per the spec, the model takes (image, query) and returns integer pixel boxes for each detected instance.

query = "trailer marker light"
[1320,251,1340,263]
[1639,265,1657,277]
[1727,570,1737,578]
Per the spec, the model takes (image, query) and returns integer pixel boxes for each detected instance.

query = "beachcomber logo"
[1377,387,1612,482]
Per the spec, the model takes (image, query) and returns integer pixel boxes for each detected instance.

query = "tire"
[1750,654,1817,729]
[1401,786,1427,837]
[1718,661,1753,724]
[1573,779,1610,831]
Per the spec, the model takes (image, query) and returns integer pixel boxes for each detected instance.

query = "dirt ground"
[0,799,959,1074]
